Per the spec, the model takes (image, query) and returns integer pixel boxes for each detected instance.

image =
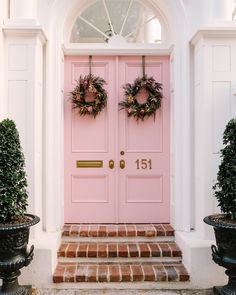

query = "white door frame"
[42,0,193,234]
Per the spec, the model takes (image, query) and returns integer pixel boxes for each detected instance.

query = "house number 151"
[135,159,152,170]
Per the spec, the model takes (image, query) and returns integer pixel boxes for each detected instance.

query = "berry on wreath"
[70,74,107,118]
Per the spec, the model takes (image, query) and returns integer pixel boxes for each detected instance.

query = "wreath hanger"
[142,55,146,78]
[89,55,92,76]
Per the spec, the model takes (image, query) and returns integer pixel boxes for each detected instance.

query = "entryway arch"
[43,0,192,232]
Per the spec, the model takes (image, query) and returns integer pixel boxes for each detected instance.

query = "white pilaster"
[10,0,37,19]
[3,24,47,238]
[191,27,236,239]
[209,0,233,22]
[0,0,8,120]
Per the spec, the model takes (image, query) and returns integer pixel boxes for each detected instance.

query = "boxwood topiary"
[213,118,236,219]
[0,119,28,223]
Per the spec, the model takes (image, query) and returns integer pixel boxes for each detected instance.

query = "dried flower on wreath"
[119,75,163,121]
[70,74,108,117]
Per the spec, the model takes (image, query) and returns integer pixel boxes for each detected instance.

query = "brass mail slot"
[76,160,103,168]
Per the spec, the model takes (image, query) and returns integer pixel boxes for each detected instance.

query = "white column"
[10,0,37,19]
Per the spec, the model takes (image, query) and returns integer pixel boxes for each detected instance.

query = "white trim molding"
[62,43,173,56]
[3,20,47,44]
[191,25,236,45]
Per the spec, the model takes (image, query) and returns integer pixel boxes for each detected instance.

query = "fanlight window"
[70,0,162,44]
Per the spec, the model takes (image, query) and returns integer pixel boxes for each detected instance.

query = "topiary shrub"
[213,118,236,219]
[0,119,28,223]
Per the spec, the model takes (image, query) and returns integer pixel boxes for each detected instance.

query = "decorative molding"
[191,25,236,46]
[2,22,47,44]
[62,43,174,56]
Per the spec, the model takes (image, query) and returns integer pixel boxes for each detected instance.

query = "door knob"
[120,159,125,169]
[109,159,114,169]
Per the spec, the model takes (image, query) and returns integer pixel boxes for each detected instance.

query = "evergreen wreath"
[70,74,108,118]
[119,75,163,121]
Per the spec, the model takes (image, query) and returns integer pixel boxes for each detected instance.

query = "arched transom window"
[70,0,162,44]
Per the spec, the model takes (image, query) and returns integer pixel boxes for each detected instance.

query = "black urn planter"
[0,214,40,295]
[204,214,236,295]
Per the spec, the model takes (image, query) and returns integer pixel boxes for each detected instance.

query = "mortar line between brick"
[107,263,110,282]
[118,264,122,282]
[174,265,180,282]
[137,242,141,257]
[127,242,130,258]
[88,224,91,237]
[156,242,161,257]
[151,224,157,236]
[130,263,134,282]
[167,243,172,257]
[96,263,98,282]
[75,243,79,258]
[125,224,128,237]
[151,264,157,281]
[106,243,108,258]
[85,264,89,282]
[64,243,70,257]
[147,243,152,257]
[60,265,64,283]
[140,264,145,281]
[163,264,168,282]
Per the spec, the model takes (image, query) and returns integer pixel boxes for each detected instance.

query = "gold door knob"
[120,159,125,169]
[109,159,114,169]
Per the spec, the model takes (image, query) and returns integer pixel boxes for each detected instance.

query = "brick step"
[63,224,174,239]
[58,242,182,259]
[53,262,189,283]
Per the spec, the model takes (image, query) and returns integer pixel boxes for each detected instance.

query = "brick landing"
[53,224,189,284]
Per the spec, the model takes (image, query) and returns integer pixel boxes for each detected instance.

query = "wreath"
[70,74,107,118]
[119,75,163,121]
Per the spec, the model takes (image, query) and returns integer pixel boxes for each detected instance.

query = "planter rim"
[0,214,40,231]
[204,214,236,229]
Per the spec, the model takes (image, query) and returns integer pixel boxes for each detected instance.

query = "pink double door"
[64,56,170,223]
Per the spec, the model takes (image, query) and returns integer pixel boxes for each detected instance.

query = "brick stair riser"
[53,262,189,283]
[63,224,174,239]
[58,242,182,259]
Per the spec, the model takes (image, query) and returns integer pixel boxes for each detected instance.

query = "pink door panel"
[64,55,170,223]
[118,56,170,223]
[64,56,116,223]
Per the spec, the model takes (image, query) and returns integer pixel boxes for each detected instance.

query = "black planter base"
[0,215,40,295]
[0,285,31,295]
[214,286,236,295]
